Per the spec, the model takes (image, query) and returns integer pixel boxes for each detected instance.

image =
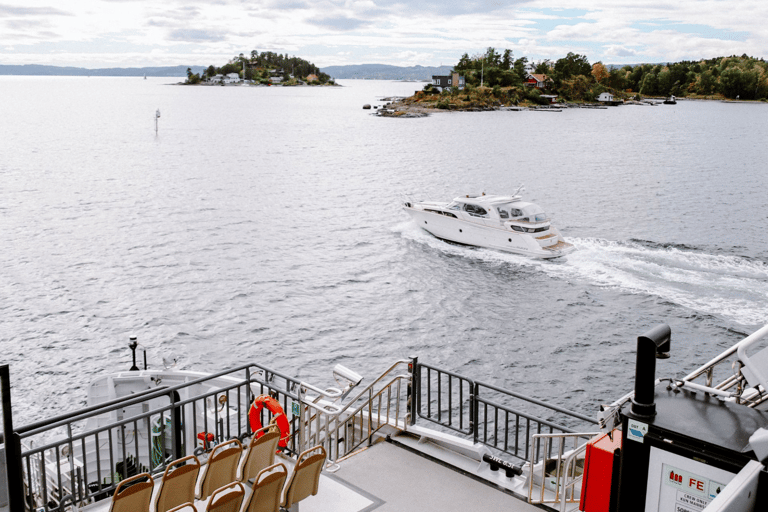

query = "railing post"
[1,365,24,512]
[408,356,418,426]
[171,390,183,460]
[472,381,479,445]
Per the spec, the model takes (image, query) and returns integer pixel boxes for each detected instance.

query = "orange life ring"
[248,395,290,448]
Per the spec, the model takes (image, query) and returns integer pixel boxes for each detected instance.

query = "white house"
[597,92,614,102]
[224,73,240,83]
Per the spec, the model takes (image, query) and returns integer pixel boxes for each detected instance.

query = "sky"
[0,0,766,69]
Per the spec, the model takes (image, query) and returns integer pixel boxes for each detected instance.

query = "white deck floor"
[320,440,541,512]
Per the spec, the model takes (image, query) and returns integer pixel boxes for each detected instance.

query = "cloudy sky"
[1,0,766,69]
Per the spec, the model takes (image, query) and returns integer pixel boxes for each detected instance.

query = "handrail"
[528,432,597,510]
[16,363,300,436]
[477,380,597,426]
[683,324,768,382]
[19,386,171,438]
[475,395,586,435]
[299,359,410,418]
[0,385,165,444]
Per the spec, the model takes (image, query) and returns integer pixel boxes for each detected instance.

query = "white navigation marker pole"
[155,108,161,134]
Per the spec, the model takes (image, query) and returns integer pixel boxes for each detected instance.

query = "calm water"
[1,76,767,425]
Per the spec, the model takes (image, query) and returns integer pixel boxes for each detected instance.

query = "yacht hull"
[404,206,574,259]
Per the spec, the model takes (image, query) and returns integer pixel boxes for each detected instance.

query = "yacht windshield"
[521,205,547,222]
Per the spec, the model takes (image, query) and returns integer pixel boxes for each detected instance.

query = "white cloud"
[0,0,765,68]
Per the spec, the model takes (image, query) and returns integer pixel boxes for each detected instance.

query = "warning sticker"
[663,463,726,511]
[627,419,648,443]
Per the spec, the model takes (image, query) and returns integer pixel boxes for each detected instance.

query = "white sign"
[662,463,726,512]
[627,419,648,443]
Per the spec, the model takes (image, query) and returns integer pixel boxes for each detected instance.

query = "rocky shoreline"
[373,92,765,117]
[373,97,664,117]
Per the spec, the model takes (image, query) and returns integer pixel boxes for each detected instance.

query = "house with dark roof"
[431,72,465,92]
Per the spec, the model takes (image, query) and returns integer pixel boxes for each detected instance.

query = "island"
[182,50,335,86]
[376,50,768,116]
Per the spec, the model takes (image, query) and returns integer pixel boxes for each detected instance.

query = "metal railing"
[296,359,412,462]
[3,356,600,512]
[528,432,598,512]
[415,361,597,463]
[679,324,768,407]
[6,363,303,512]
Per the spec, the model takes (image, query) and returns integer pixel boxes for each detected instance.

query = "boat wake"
[397,223,768,326]
[558,238,768,326]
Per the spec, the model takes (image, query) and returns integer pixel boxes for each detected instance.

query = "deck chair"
[167,504,197,512]
[205,482,245,512]
[281,446,327,511]
[109,472,154,512]
[241,463,287,512]
[239,425,280,483]
[153,455,201,512]
[198,438,243,500]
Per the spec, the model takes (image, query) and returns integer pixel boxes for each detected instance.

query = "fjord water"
[1,76,767,425]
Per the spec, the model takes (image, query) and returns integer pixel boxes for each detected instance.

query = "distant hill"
[320,64,453,80]
[0,64,206,77]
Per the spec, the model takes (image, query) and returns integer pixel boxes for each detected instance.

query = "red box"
[579,430,622,512]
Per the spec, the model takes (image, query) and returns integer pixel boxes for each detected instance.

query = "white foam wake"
[557,238,768,326]
[396,223,768,326]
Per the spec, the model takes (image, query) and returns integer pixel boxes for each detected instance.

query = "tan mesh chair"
[108,472,154,512]
[281,446,326,511]
[167,503,197,512]
[205,482,245,512]
[242,463,287,512]
[239,426,280,483]
[154,455,201,512]
[198,438,243,500]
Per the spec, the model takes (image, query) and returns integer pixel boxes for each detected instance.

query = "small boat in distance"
[403,190,575,258]
[663,95,676,104]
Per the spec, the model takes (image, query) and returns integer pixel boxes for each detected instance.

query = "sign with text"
[662,463,726,512]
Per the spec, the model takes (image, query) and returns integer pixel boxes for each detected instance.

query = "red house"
[525,73,552,89]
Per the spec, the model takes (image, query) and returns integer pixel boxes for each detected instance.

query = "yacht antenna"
[514,184,525,196]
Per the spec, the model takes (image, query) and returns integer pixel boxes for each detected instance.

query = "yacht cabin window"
[497,208,509,219]
[463,204,488,216]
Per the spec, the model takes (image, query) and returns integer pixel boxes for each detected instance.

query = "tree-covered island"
[383,48,768,115]
[183,50,334,86]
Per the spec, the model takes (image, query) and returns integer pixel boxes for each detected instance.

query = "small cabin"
[597,92,614,102]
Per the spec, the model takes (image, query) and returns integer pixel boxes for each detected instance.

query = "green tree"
[534,60,551,74]
[513,57,529,82]
[501,49,513,71]
[554,53,591,79]
[484,47,501,67]
[639,73,658,95]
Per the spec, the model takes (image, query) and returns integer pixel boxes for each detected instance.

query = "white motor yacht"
[403,192,575,259]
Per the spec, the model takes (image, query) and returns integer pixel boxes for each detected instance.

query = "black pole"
[129,336,139,371]
[408,356,418,426]
[2,365,25,512]
[630,324,671,418]
[171,391,183,460]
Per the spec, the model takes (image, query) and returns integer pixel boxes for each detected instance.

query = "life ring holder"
[248,394,291,448]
